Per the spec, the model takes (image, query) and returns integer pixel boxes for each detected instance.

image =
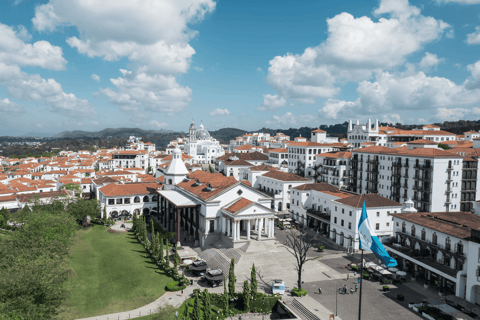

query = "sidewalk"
[285,295,343,320]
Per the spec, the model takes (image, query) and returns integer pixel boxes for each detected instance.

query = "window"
[386,222,390,227]
[375,223,380,230]
[433,232,437,245]
[341,220,344,227]
[349,211,352,216]
[446,237,451,251]
[421,228,426,241]
[342,208,345,214]
[376,212,380,217]
[334,217,337,224]
[124,198,130,204]
[348,222,352,229]
[108,199,115,205]
[411,225,415,237]
[116,198,123,204]
[335,206,337,211]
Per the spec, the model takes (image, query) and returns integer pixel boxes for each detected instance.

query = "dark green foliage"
[192,292,201,320]
[292,288,307,296]
[67,198,100,221]
[132,212,137,231]
[0,209,79,319]
[438,144,450,150]
[223,277,229,311]
[174,244,181,265]
[209,165,214,173]
[250,263,257,295]
[166,281,187,292]
[228,258,235,296]
[0,207,10,227]
[202,289,211,320]
[159,234,164,263]
[243,281,250,311]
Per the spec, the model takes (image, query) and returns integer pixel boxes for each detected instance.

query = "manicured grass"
[56,225,173,319]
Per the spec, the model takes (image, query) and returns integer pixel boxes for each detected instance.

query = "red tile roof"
[178,171,238,200]
[316,151,352,159]
[234,145,253,150]
[261,171,310,182]
[407,139,438,145]
[224,198,253,213]
[100,182,160,197]
[334,194,402,208]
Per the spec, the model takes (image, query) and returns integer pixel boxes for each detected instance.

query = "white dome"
[196,123,210,140]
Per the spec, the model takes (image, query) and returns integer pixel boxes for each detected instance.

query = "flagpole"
[358,249,364,320]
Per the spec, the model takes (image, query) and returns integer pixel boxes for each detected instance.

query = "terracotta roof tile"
[100,182,160,197]
[407,139,438,145]
[334,194,402,208]
[224,197,253,213]
[17,190,70,203]
[261,171,310,182]
[178,171,238,200]
[248,164,278,172]
[316,152,352,158]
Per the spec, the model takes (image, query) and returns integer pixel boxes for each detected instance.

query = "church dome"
[196,123,210,140]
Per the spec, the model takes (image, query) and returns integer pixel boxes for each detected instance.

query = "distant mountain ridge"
[53,128,170,139]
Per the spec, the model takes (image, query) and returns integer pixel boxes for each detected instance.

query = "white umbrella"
[183,259,194,265]
[396,271,407,276]
[388,267,398,272]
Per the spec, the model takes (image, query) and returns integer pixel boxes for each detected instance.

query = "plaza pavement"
[76,226,435,320]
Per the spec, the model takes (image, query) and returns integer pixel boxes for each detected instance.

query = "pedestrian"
[344,285,347,294]
[318,287,322,294]
[235,276,237,283]
[354,271,357,278]
[358,277,360,284]
[347,274,349,280]
[181,289,184,296]
[350,288,353,295]
[355,285,358,293]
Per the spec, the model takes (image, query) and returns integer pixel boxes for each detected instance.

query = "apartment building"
[315,151,352,189]
[287,142,344,178]
[110,150,148,170]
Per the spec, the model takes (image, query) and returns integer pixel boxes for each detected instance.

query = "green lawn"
[56,225,173,319]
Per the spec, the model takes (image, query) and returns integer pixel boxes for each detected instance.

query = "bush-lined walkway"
[56,225,173,319]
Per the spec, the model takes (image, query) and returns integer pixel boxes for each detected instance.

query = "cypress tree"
[159,236,164,263]
[142,217,148,244]
[174,244,181,265]
[250,263,257,296]
[243,280,250,311]
[228,258,235,296]
[223,277,229,311]
[132,212,137,231]
[192,292,201,320]
[203,289,211,320]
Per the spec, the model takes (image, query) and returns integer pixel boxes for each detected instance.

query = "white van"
[272,279,285,294]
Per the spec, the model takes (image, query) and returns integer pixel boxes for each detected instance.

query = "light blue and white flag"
[358,201,397,268]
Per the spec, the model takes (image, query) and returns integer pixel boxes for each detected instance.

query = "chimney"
[348,119,353,131]
[374,119,379,132]
[356,119,360,125]
[367,119,371,132]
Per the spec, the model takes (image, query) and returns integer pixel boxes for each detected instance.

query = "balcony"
[447,167,453,171]
[306,208,331,221]
[366,159,379,165]
[402,183,408,188]
[446,188,452,193]
[366,167,379,173]
[392,162,402,168]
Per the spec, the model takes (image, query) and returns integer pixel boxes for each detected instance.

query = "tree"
[228,258,235,296]
[192,292,201,320]
[0,207,10,227]
[243,280,250,311]
[202,289,211,320]
[132,212,137,231]
[61,182,82,196]
[295,160,305,177]
[174,244,181,265]
[284,226,320,290]
[438,143,450,150]
[67,198,100,221]
[159,235,164,263]
[250,263,257,296]
[223,277,229,311]
[142,217,148,244]
[209,165,214,173]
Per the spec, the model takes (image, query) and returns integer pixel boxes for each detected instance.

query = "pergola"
[157,190,198,246]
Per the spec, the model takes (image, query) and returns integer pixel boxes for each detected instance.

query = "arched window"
[421,228,426,241]
[456,241,464,254]
[445,237,451,251]
[152,195,158,201]
[432,232,437,245]
[411,225,416,237]
[134,196,140,203]
[401,222,406,233]
[143,196,150,202]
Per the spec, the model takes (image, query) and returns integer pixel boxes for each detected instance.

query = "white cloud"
[318,98,361,120]
[150,120,168,128]
[13,25,32,42]
[432,107,480,122]
[33,0,216,115]
[91,121,99,125]
[193,67,203,71]
[0,22,66,71]
[257,94,286,111]
[264,0,451,105]
[265,112,315,127]
[91,74,100,81]
[0,98,25,114]
[419,52,444,69]
[382,113,402,124]
[210,108,230,116]
[467,27,480,44]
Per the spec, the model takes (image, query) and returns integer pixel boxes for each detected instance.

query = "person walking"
[358,277,360,284]
[318,287,322,294]
[347,274,349,280]
[355,285,358,293]
[181,289,184,296]
[354,271,357,278]
[350,288,353,295]
[344,285,347,294]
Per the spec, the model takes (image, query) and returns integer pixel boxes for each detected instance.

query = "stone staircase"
[192,247,242,276]
[291,299,321,320]
[239,241,250,252]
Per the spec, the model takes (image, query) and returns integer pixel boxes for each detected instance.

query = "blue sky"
[1,0,480,136]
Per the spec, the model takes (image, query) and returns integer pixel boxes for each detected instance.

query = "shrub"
[383,286,390,291]
[166,281,187,292]
[351,265,358,271]
[292,288,307,297]
[317,245,325,251]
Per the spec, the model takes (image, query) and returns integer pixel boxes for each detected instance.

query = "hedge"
[166,281,186,292]
[152,220,175,240]
[351,265,358,271]
[292,288,307,297]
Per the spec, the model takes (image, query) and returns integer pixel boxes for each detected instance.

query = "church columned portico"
[220,207,275,245]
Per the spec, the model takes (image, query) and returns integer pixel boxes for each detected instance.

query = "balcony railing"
[366,159,379,165]
[392,162,402,168]
[306,208,331,221]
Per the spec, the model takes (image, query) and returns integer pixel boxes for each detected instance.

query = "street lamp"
[336,282,338,317]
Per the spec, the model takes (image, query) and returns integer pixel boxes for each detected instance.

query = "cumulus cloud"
[432,107,480,122]
[193,67,203,71]
[0,22,67,71]
[210,108,230,116]
[382,113,402,124]
[419,52,444,69]
[33,0,216,114]
[265,112,315,127]
[436,0,480,3]
[264,0,451,105]
[91,74,100,81]
[150,120,168,128]
[317,62,480,120]
[257,94,286,111]
[467,26,480,45]
[0,98,25,114]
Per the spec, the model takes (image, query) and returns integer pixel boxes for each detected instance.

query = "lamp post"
[336,281,338,317]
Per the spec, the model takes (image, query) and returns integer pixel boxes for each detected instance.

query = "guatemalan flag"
[358,201,397,268]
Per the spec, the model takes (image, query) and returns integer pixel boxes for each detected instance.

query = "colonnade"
[221,215,275,241]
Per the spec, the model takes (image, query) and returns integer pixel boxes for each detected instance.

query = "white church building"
[184,121,225,164]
